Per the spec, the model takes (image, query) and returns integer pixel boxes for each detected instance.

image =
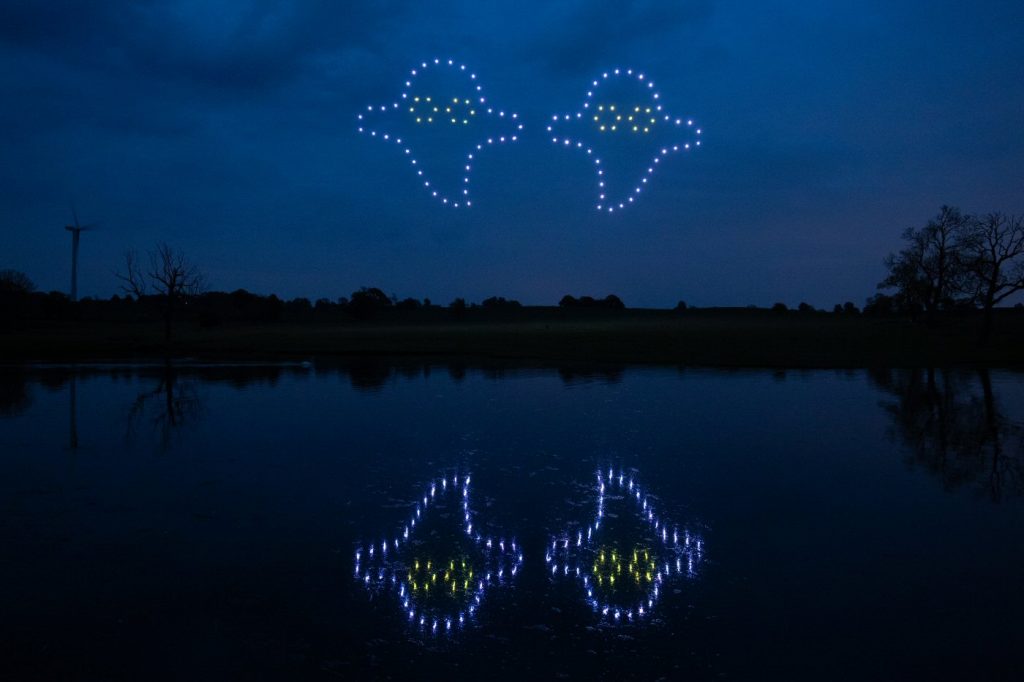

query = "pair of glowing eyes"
[593,549,656,581]
[593,571,655,586]
[596,549,651,562]
[408,579,474,593]
[407,98,658,132]
[408,559,475,579]
[596,120,655,133]
[407,559,477,594]
[410,96,477,125]
[594,104,656,133]
[598,104,659,133]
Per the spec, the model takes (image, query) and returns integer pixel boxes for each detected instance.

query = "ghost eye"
[593,105,656,133]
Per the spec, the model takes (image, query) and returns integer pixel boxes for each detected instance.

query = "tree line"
[2,245,630,339]
[3,205,1022,341]
[2,243,640,340]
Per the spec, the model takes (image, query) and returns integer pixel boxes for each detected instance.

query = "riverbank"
[3,308,1021,368]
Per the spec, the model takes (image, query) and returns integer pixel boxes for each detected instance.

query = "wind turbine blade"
[71,203,80,229]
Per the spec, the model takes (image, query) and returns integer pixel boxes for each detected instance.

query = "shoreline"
[3,310,1022,368]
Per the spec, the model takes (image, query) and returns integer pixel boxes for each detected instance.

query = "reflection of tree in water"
[128,363,203,448]
[870,368,1023,501]
[1,369,78,447]
[346,361,397,392]
[314,359,628,391]
[0,370,32,416]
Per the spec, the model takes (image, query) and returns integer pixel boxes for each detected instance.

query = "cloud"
[528,0,715,73]
[0,0,414,95]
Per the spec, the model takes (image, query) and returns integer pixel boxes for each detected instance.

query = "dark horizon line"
[10,287,1024,314]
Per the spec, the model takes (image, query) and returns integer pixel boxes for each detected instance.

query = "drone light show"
[547,68,703,213]
[354,472,523,636]
[546,468,704,623]
[356,58,523,208]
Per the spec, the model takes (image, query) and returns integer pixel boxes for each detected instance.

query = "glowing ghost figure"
[546,468,705,624]
[354,472,523,636]
[357,58,523,208]
[547,68,702,213]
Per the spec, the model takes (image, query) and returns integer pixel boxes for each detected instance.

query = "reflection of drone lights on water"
[547,68,702,213]
[357,58,523,209]
[354,472,523,636]
[591,546,657,587]
[406,556,478,595]
[546,468,704,623]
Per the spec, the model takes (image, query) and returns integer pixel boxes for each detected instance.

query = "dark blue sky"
[2,1,1022,307]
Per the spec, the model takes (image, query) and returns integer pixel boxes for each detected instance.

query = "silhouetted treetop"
[481,296,522,309]
[394,297,422,310]
[879,206,971,316]
[348,286,393,319]
[558,294,626,309]
[0,270,35,295]
[958,212,1024,340]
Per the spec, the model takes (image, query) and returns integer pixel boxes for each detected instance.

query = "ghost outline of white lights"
[545,468,704,624]
[547,68,703,213]
[354,471,524,636]
[356,58,524,209]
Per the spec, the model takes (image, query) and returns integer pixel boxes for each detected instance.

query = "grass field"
[3,307,1022,368]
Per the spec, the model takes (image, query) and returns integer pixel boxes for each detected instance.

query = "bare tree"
[117,243,203,342]
[958,212,1024,341]
[115,249,147,299]
[150,243,203,341]
[879,206,970,317]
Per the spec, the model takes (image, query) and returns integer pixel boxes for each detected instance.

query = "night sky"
[3,1,1022,307]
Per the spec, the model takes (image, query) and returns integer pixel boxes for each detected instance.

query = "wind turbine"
[65,207,96,302]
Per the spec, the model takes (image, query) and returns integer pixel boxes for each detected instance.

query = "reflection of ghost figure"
[355,472,523,636]
[547,468,704,623]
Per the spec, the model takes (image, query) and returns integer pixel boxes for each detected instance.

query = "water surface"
[1,362,1022,680]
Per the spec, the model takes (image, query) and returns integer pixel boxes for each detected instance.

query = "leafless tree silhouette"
[115,249,146,298]
[959,212,1024,341]
[117,243,204,341]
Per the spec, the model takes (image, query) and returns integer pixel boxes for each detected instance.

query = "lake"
[1,362,1022,680]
